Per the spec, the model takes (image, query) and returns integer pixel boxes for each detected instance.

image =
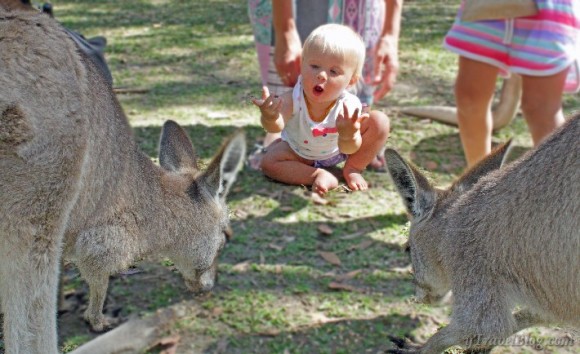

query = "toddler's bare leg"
[344,110,390,190]
[312,169,339,196]
[260,140,338,195]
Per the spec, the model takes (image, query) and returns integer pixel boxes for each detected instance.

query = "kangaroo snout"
[184,268,217,294]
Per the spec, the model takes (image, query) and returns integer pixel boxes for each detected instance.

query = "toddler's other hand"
[336,102,367,139]
[252,86,282,121]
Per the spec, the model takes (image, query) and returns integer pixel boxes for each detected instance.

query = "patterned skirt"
[247,0,386,103]
[444,0,580,93]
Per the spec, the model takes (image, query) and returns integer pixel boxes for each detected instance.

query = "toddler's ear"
[349,74,359,87]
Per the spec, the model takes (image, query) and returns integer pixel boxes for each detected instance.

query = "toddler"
[252,24,390,196]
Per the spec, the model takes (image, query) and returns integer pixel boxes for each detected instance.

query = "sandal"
[247,144,266,171]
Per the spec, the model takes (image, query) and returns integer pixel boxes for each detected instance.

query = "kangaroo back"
[450,116,580,324]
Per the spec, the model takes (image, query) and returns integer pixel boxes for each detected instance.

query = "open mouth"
[313,85,324,96]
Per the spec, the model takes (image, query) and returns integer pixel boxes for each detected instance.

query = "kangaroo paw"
[84,313,120,332]
[387,335,422,353]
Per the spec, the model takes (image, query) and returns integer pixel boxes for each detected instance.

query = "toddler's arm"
[252,87,292,133]
[336,102,367,154]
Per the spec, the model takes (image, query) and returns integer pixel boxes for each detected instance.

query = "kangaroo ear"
[385,149,436,220]
[454,139,513,192]
[201,130,246,199]
[159,120,198,171]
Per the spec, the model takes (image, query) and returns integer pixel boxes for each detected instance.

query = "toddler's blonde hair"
[302,23,366,80]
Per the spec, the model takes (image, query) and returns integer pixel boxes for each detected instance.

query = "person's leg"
[455,57,501,167]
[520,69,567,146]
[260,139,339,195]
[344,109,390,190]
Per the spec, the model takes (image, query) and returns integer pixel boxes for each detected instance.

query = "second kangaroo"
[386,116,579,353]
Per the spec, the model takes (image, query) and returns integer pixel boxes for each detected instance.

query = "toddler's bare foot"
[344,166,368,191]
[312,169,339,196]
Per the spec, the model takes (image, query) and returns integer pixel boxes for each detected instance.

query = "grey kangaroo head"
[158,121,246,293]
[385,142,512,303]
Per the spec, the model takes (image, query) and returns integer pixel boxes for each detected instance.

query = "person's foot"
[344,165,368,191]
[367,146,387,172]
[312,169,339,196]
[367,154,386,171]
[248,144,266,170]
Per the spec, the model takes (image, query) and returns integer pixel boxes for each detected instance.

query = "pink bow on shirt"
[312,127,338,137]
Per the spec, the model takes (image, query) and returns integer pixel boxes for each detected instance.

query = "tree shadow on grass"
[202,313,420,354]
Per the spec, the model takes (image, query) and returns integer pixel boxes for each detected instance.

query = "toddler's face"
[301,46,358,105]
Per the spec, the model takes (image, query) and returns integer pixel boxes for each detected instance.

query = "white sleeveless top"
[281,76,362,161]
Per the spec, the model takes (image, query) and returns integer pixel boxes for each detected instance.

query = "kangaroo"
[0,6,246,354]
[385,115,579,354]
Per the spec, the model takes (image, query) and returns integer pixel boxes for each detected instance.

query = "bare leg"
[260,140,338,195]
[455,57,500,167]
[520,69,567,146]
[343,110,390,190]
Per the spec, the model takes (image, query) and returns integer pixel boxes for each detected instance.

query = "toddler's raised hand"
[336,102,368,140]
[252,87,282,122]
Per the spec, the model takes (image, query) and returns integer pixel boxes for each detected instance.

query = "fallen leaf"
[317,224,333,236]
[319,251,341,266]
[279,206,294,212]
[232,261,250,272]
[311,192,329,205]
[154,334,180,354]
[335,269,362,282]
[211,307,224,316]
[425,160,438,170]
[268,243,284,251]
[257,328,281,336]
[328,282,359,292]
[357,240,374,250]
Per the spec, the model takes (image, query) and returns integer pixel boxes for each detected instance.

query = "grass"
[3,0,580,353]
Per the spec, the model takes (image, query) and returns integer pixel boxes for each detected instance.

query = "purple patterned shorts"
[313,153,348,168]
